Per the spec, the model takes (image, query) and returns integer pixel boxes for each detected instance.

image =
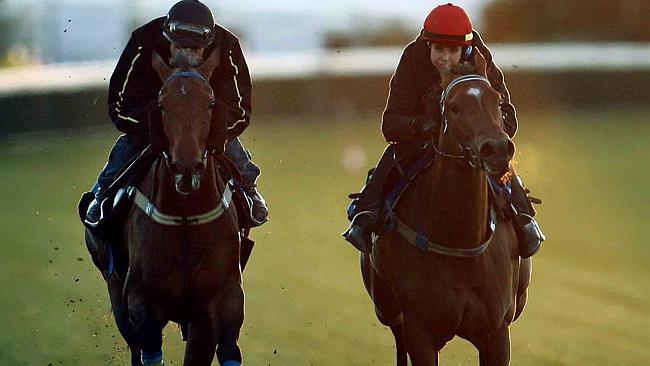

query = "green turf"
[0,109,648,365]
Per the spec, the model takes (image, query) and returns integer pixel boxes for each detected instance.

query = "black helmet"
[163,0,216,48]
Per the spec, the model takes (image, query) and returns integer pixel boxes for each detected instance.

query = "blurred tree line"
[324,0,650,49]
[482,0,650,42]
[0,0,12,61]
[324,17,414,49]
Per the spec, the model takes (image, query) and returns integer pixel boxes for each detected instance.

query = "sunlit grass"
[0,109,648,365]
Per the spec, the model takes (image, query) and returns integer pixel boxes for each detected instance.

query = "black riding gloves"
[410,116,437,138]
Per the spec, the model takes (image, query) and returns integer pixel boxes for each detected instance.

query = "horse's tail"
[390,323,408,366]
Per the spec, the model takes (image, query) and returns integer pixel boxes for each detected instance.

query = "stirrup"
[342,211,377,253]
[246,190,269,226]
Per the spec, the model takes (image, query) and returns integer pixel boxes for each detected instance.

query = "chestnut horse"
[361,51,532,366]
[85,49,244,366]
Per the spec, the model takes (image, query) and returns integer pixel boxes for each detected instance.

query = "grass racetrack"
[1,108,649,365]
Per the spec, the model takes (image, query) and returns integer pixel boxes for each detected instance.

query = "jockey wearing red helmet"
[421,2,474,47]
[344,3,545,257]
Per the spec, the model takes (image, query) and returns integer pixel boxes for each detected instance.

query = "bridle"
[132,69,232,225]
[432,74,493,170]
[158,69,217,167]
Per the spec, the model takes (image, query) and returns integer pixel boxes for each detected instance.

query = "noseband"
[433,74,492,170]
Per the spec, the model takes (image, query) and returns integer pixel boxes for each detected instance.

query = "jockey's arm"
[381,48,435,144]
[472,31,518,138]
[211,37,252,140]
[108,33,159,139]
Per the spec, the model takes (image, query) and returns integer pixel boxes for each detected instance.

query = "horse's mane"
[171,48,203,69]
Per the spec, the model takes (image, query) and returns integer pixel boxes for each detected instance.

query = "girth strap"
[133,180,233,226]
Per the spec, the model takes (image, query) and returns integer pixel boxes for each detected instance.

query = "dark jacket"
[381,30,517,144]
[108,17,252,140]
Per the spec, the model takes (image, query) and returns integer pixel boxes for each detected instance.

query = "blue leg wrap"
[222,361,241,366]
[106,244,114,277]
[141,350,163,365]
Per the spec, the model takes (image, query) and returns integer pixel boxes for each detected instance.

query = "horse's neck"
[147,158,222,216]
[404,149,489,248]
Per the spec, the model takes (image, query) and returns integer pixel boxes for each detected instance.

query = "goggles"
[164,20,215,48]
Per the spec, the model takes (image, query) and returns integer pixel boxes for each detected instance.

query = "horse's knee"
[220,284,244,324]
[127,298,165,350]
[475,324,511,365]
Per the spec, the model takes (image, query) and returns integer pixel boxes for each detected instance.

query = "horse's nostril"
[480,142,495,158]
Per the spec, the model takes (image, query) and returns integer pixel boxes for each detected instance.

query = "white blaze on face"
[467,87,482,98]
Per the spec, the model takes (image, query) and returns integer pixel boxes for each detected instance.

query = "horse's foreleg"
[514,257,532,321]
[402,309,439,366]
[361,254,408,366]
[127,295,167,365]
[183,319,218,365]
[107,276,142,366]
[361,254,402,325]
[475,324,510,366]
[215,282,245,366]
[390,324,408,366]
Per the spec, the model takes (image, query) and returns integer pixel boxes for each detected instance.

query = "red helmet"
[421,3,473,46]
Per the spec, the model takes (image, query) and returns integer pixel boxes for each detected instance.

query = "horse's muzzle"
[171,161,205,195]
[476,137,515,176]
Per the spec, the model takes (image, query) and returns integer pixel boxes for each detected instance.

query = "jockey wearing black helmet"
[86,0,268,227]
[163,0,216,48]
[343,3,544,257]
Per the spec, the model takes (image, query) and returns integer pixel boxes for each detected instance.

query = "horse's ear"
[152,51,173,82]
[197,47,220,80]
[471,47,488,78]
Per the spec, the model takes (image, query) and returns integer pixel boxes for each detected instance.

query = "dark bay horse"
[85,49,244,366]
[361,50,532,366]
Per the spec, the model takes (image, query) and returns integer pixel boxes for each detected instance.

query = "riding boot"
[85,134,146,226]
[85,191,104,225]
[509,174,546,257]
[225,138,268,226]
[343,145,395,253]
